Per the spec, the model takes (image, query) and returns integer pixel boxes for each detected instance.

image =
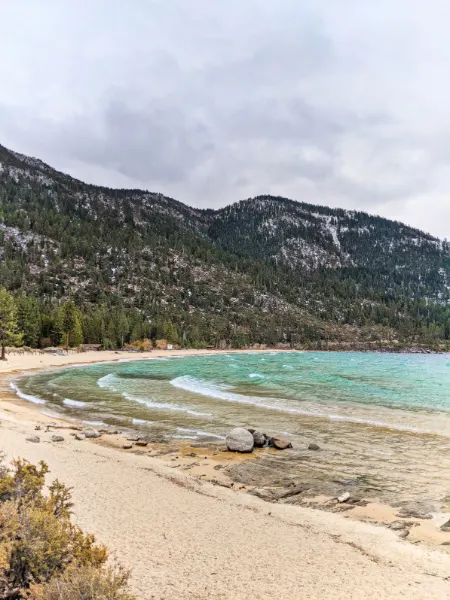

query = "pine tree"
[57,300,83,350]
[0,287,22,359]
[16,293,41,348]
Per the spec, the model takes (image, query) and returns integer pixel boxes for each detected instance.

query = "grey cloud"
[0,0,449,237]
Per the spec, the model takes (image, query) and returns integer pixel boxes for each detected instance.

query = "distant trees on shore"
[0,285,448,353]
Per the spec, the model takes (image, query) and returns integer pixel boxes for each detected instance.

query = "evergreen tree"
[16,293,41,348]
[57,300,83,349]
[0,287,22,359]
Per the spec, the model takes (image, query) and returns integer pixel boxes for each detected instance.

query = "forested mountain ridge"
[0,143,448,350]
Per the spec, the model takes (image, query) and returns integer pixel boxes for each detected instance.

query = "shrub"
[0,457,135,600]
[123,338,153,352]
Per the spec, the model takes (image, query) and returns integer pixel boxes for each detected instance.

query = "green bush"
[0,455,135,599]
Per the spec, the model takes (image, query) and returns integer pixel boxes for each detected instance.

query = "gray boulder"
[82,428,101,439]
[226,428,254,453]
[74,432,86,440]
[252,430,266,448]
[51,435,64,442]
[26,435,40,443]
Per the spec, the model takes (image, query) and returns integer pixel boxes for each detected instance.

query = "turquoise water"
[13,351,450,437]
[11,351,450,507]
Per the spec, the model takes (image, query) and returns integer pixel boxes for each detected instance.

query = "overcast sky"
[1,1,449,238]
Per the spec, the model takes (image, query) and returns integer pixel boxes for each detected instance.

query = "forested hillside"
[0,143,448,351]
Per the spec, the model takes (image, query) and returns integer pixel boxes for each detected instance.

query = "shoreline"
[2,350,450,598]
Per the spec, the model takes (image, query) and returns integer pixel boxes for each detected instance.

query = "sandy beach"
[1,350,450,599]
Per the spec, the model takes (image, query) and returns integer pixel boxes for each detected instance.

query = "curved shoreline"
[2,349,450,598]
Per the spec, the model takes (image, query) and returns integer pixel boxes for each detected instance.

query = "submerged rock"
[390,521,408,531]
[51,435,64,442]
[226,428,254,453]
[252,430,266,448]
[272,435,293,450]
[26,435,40,443]
[395,508,432,520]
[308,443,321,451]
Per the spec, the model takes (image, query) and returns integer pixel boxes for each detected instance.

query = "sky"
[0,1,449,239]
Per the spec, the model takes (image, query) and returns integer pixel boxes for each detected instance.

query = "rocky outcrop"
[226,428,254,453]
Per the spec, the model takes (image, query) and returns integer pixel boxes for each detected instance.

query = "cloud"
[0,0,449,238]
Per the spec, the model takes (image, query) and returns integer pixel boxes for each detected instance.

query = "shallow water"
[13,351,450,509]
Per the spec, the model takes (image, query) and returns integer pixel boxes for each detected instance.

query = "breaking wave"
[10,382,46,405]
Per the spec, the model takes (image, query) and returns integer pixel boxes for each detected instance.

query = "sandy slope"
[1,351,450,599]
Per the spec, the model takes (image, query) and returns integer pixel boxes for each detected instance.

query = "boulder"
[74,432,86,441]
[337,492,351,503]
[272,435,293,450]
[82,428,101,439]
[135,440,148,447]
[252,430,266,448]
[308,443,321,451]
[26,435,40,443]
[226,428,254,453]
[122,443,133,450]
[51,435,64,442]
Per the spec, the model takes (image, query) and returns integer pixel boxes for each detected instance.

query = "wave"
[249,373,264,379]
[63,398,86,408]
[169,376,437,435]
[10,382,46,405]
[176,427,225,440]
[97,373,117,388]
[132,418,153,425]
[122,392,212,417]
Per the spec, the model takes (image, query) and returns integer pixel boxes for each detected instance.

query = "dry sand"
[1,350,450,599]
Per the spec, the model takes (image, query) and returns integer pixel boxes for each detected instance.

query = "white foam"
[123,392,211,417]
[97,373,117,388]
[63,398,86,408]
[177,427,225,440]
[132,418,152,425]
[10,382,46,405]
[169,376,432,434]
[249,373,264,379]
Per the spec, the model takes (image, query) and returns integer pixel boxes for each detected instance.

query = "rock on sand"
[226,428,254,453]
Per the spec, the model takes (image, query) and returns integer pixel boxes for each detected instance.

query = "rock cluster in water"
[225,428,293,453]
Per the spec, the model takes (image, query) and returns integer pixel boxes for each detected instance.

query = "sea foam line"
[169,376,440,435]
[122,392,212,417]
[63,398,86,408]
[9,382,46,405]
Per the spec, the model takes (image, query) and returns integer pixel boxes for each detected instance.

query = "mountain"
[0,143,449,350]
